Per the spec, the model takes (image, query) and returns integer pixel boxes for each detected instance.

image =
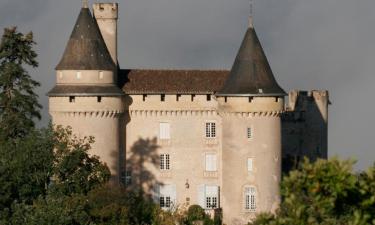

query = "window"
[160,196,171,208]
[159,123,170,140]
[69,96,75,103]
[205,154,217,171]
[97,96,102,102]
[247,127,252,139]
[205,186,219,209]
[245,187,256,212]
[176,94,181,101]
[161,94,165,102]
[76,71,82,79]
[157,184,176,210]
[191,94,195,101]
[205,122,216,138]
[59,71,63,79]
[160,154,170,170]
[143,94,147,101]
[207,94,211,101]
[247,158,253,172]
[99,71,104,79]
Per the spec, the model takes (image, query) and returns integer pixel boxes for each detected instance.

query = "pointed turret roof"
[217,18,286,97]
[55,7,116,70]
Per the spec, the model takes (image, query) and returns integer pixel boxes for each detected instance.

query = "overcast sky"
[1,0,374,170]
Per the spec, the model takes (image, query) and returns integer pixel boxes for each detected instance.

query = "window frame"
[160,154,170,171]
[159,122,171,140]
[244,186,257,212]
[205,153,218,172]
[205,122,216,139]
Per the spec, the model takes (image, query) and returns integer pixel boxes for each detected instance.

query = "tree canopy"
[251,158,375,225]
[0,27,41,140]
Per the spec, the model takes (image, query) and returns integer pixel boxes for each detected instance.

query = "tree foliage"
[0,27,41,140]
[250,158,375,225]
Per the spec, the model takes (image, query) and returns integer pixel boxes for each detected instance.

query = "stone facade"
[48,2,329,225]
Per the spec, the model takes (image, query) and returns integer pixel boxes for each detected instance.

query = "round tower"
[48,3,124,182]
[216,16,286,224]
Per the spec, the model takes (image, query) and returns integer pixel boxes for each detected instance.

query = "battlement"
[93,3,118,19]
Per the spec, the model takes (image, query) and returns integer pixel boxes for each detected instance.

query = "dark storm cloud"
[0,0,374,169]
[0,0,49,25]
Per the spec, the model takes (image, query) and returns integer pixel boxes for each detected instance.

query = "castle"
[48,2,329,224]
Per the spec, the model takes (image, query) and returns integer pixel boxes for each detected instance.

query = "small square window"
[191,94,195,101]
[247,158,253,172]
[97,96,102,102]
[143,94,147,101]
[247,127,253,139]
[76,71,82,79]
[176,94,181,101]
[69,96,75,103]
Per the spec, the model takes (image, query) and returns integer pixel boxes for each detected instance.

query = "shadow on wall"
[281,91,329,173]
[125,137,164,199]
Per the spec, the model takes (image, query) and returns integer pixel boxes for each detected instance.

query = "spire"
[217,7,286,97]
[249,0,254,28]
[83,0,88,8]
[56,7,115,70]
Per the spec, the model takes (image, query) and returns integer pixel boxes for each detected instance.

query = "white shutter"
[153,184,161,203]
[159,123,170,140]
[205,185,218,197]
[205,154,217,171]
[247,158,253,172]
[197,184,205,208]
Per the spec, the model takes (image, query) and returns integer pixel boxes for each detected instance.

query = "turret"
[48,1,124,182]
[216,15,285,224]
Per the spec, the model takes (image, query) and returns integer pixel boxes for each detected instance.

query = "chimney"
[93,3,118,65]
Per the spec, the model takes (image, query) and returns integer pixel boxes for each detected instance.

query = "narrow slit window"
[247,127,252,139]
[191,94,195,101]
[161,94,165,102]
[247,158,253,172]
[207,94,211,101]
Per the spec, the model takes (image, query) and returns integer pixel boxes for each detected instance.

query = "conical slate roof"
[55,7,116,70]
[217,20,286,97]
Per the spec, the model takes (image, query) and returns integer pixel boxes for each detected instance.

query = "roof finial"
[249,0,254,28]
[83,0,88,8]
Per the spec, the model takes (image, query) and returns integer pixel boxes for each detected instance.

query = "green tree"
[49,126,111,196]
[250,158,375,225]
[0,27,41,140]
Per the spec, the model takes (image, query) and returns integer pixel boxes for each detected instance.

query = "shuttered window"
[205,185,219,209]
[159,123,170,140]
[156,184,176,210]
[205,154,217,171]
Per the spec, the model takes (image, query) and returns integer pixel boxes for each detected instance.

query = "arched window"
[245,186,256,212]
